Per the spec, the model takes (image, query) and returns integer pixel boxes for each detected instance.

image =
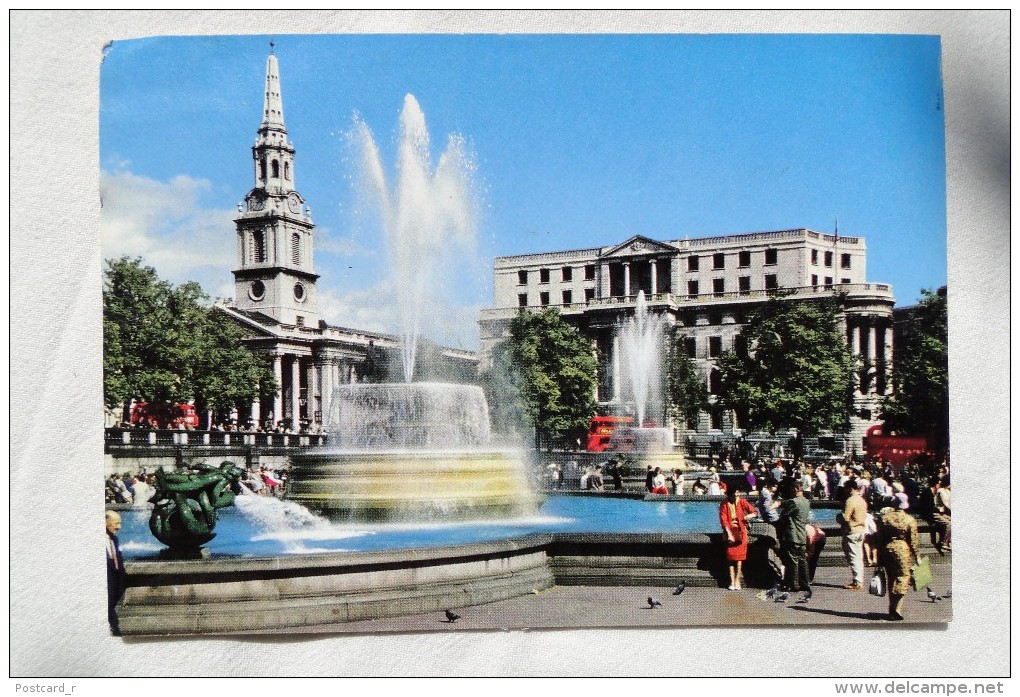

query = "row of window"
[812,275,852,287]
[812,249,852,268]
[687,249,777,271]
[258,156,290,182]
[681,335,748,359]
[686,275,779,296]
[248,231,303,266]
[518,288,597,307]
[516,249,851,286]
[518,273,854,307]
[518,265,597,286]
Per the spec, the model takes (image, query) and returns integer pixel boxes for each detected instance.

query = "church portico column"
[600,263,610,299]
[272,353,284,428]
[612,334,621,402]
[290,355,301,428]
[317,355,334,424]
[884,320,894,395]
[871,320,882,396]
[650,258,658,296]
[306,358,317,424]
[623,262,631,299]
[250,397,261,428]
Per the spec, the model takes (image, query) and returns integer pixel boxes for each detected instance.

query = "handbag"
[869,568,887,597]
[911,556,933,590]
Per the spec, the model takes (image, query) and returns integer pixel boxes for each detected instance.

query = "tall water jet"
[288,97,537,522]
[610,291,684,469]
[353,94,478,382]
[618,291,667,427]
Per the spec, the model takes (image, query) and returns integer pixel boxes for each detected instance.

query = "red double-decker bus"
[130,402,200,430]
[586,416,635,452]
[862,425,930,470]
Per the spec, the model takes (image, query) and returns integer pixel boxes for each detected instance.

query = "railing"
[105,428,327,449]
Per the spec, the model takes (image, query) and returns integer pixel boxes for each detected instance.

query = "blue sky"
[100,33,946,350]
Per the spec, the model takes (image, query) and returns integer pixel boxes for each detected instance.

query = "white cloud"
[98,169,484,350]
[100,170,235,293]
[315,228,374,259]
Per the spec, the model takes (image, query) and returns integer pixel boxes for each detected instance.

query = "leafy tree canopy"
[103,257,275,419]
[880,288,948,449]
[662,326,709,427]
[716,295,855,436]
[485,309,598,445]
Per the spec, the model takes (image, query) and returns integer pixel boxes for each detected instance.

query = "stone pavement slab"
[258,564,952,636]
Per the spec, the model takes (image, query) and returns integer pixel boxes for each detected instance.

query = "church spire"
[233,44,319,328]
[261,49,286,133]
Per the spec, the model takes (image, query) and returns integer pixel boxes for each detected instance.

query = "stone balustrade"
[105,428,327,450]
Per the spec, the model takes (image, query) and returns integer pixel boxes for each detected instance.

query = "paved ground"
[268,562,952,635]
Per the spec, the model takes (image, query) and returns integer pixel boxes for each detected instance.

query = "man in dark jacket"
[106,510,127,635]
[778,478,812,592]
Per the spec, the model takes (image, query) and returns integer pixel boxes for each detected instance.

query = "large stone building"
[478,228,895,446]
[215,49,475,429]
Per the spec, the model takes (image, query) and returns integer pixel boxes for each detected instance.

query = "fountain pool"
[116,494,838,559]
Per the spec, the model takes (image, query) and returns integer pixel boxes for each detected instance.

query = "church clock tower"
[232,46,320,327]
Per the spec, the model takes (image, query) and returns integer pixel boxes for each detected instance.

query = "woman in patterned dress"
[878,507,920,621]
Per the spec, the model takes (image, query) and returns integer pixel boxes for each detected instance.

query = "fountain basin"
[288,381,540,522]
[287,449,542,521]
[113,496,843,635]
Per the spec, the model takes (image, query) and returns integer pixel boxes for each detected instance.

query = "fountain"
[287,95,539,522]
[287,382,541,521]
[352,93,477,383]
[611,291,687,470]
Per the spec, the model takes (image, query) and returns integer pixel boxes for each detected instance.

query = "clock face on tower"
[287,193,302,214]
[249,280,265,301]
[246,189,267,211]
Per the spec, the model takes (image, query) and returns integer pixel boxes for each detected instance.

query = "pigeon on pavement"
[926,587,941,603]
[673,582,686,596]
[444,609,461,623]
[648,596,663,609]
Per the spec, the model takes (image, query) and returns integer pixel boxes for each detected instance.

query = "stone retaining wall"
[118,519,950,636]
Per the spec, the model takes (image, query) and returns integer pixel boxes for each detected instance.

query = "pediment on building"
[601,235,677,259]
[214,303,279,337]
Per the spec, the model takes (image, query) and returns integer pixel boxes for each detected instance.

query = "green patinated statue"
[149,461,245,552]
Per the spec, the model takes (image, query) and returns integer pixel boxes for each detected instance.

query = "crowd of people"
[542,451,950,622]
[112,419,327,435]
[712,455,950,621]
[105,464,291,505]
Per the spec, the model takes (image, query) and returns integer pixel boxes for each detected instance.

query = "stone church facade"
[216,49,475,430]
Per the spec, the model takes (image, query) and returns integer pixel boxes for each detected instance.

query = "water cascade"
[618,291,667,427]
[612,291,683,464]
[352,94,477,382]
[288,97,537,522]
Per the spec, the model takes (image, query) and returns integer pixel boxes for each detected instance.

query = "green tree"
[103,257,276,424]
[880,288,948,451]
[662,326,709,427]
[490,309,598,448]
[196,307,277,421]
[716,295,856,448]
[103,257,187,413]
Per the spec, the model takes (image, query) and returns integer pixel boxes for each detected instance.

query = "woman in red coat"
[720,487,759,590]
